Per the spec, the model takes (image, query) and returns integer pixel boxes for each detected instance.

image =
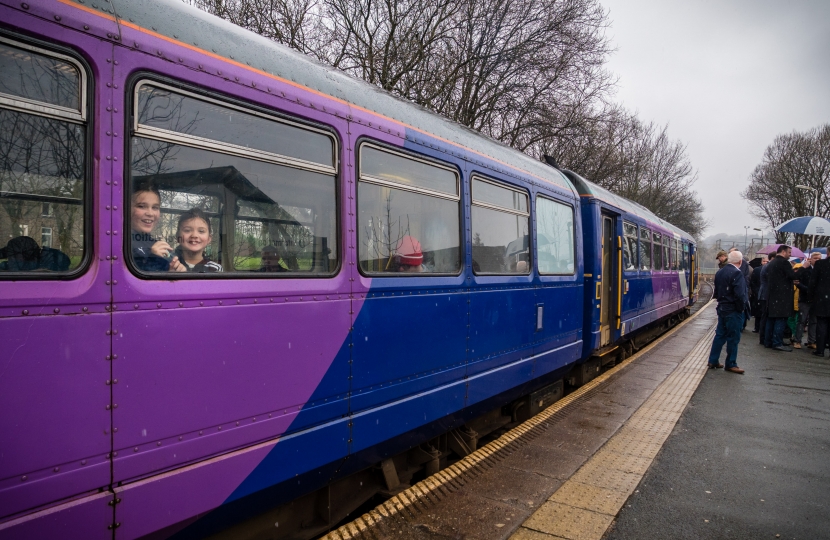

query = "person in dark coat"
[764,245,800,351]
[750,254,767,332]
[708,250,749,374]
[808,256,830,356]
[758,256,772,343]
[795,252,821,348]
[729,248,752,328]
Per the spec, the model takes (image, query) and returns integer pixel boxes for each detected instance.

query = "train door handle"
[595,282,601,300]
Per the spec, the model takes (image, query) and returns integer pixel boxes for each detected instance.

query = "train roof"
[105,0,576,196]
[562,170,694,241]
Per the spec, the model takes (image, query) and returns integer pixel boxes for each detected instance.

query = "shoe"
[752,330,759,333]
[726,367,745,374]
[808,343,817,349]
[708,363,724,369]
[793,342,802,349]
[783,339,792,345]
[812,351,824,357]
[772,346,792,352]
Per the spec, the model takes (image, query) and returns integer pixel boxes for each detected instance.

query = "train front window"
[128,81,338,276]
[471,177,530,274]
[536,197,575,275]
[0,37,86,275]
[623,221,638,271]
[357,144,460,275]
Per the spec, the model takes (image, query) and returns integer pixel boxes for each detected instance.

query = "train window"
[672,240,680,271]
[652,232,662,270]
[0,37,87,274]
[663,236,670,270]
[357,144,460,275]
[135,82,334,170]
[536,196,575,275]
[622,221,638,271]
[471,177,530,274]
[639,228,651,271]
[683,243,689,271]
[128,81,338,276]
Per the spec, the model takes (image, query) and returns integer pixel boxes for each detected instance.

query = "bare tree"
[742,124,830,249]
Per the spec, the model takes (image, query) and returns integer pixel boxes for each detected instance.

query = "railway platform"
[320,299,830,540]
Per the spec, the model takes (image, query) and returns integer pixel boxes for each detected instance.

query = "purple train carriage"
[0,1,698,538]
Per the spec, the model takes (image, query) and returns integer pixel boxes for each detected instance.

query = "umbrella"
[748,257,763,268]
[775,216,830,236]
[757,244,806,258]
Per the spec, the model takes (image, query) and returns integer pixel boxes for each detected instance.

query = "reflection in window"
[663,236,670,270]
[623,221,638,271]
[653,232,662,270]
[129,82,337,275]
[471,178,530,274]
[537,197,575,275]
[683,243,689,271]
[639,228,651,271]
[0,38,85,274]
[358,145,460,274]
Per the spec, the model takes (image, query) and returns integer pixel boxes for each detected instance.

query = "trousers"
[708,310,743,369]
[796,301,816,344]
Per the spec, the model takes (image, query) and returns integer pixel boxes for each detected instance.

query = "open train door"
[599,214,618,346]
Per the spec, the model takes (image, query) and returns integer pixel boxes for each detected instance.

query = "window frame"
[355,140,463,277]
[0,35,87,123]
[535,194,576,276]
[124,73,342,279]
[470,174,531,276]
[0,32,93,280]
[639,227,652,272]
[132,80,337,177]
[622,220,638,273]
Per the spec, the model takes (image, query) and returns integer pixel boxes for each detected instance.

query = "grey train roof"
[564,170,694,240]
[105,0,575,194]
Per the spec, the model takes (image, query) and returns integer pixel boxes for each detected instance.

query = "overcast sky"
[600,0,830,239]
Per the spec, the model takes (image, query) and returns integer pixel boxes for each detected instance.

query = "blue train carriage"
[561,170,698,380]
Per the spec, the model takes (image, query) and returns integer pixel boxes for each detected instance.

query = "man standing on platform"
[764,244,800,351]
[708,250,749,374]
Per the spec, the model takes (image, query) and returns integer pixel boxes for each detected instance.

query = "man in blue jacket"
[708,250,749,374]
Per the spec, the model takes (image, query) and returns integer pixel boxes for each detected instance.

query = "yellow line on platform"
[512,306,717,540]
[321,300,715,540]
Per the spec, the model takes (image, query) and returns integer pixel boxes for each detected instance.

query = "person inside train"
[169,208,222,273]
[259,244,288,272]
[0,236,40,271]
[131,182,172,272]
[394,235,424,273]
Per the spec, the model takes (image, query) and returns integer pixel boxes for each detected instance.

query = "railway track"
[318,295,716,540]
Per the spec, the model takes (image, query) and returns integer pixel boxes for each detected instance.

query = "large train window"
[622,221,638,271]
[683,242,689,271]
[127,81,338,276]
[357,143,460,275]
[471,177,530,274]
[652,232,662,270]
[662,236,670,270]
[536,196,575,275]
[0,37,87,275]
[639,228,651,271]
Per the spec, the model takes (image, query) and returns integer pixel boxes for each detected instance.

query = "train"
[0,1,698,538]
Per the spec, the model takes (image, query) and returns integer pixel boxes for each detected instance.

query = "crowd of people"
[708,244,830,374]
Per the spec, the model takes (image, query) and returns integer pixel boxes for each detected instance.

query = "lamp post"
[744,225,750,253]
[753,227,762,257]
[796,184,819,250]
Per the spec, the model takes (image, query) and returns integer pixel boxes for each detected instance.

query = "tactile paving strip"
[320,300,715,540]
[511,309,717,540]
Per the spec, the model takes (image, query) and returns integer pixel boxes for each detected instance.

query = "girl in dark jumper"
[169,208,223,273]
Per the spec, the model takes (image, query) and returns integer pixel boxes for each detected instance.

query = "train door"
[599,215,616,346]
